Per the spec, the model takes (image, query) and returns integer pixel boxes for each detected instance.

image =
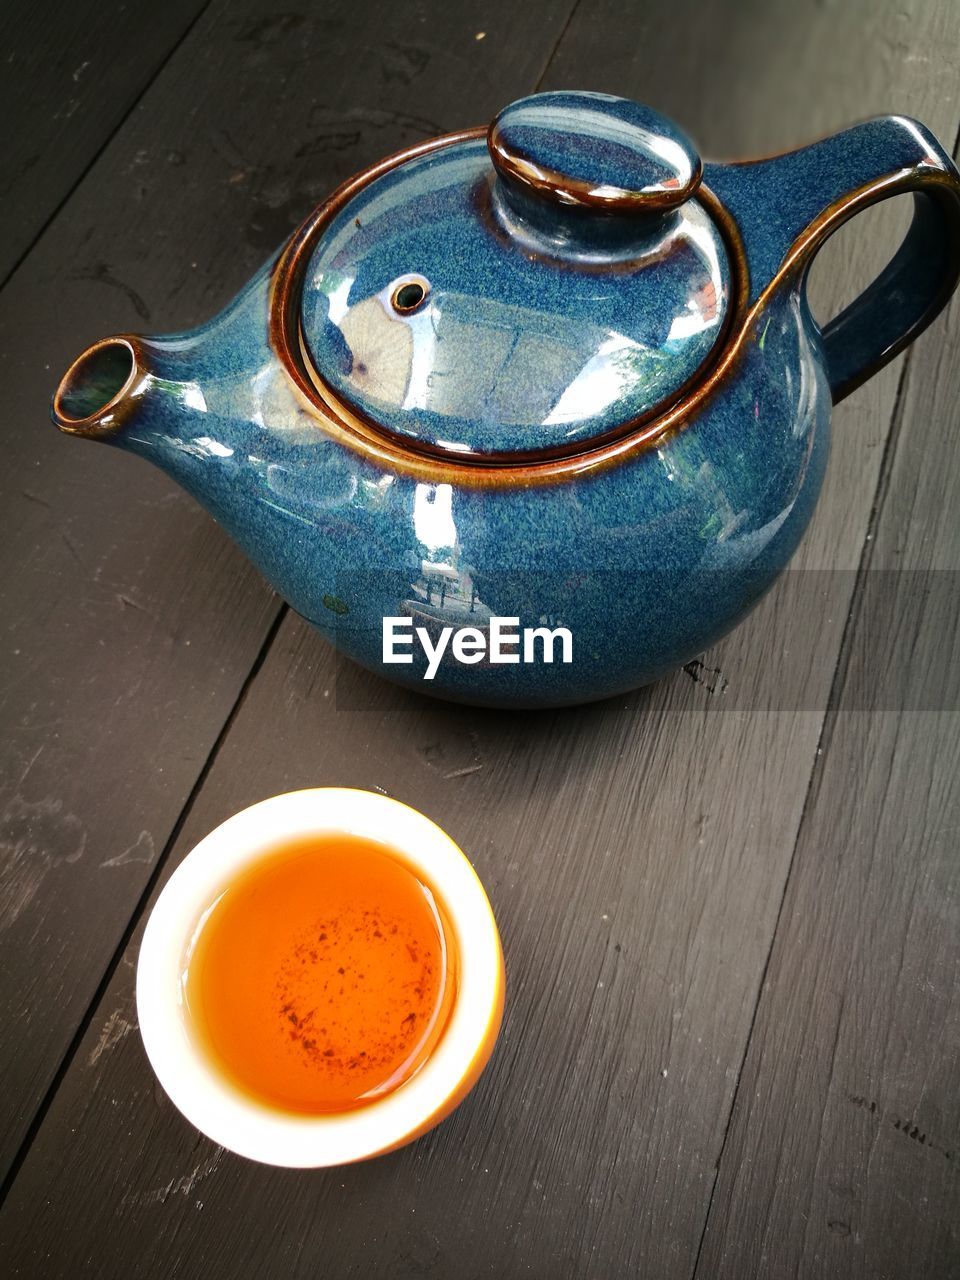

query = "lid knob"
[488,91,702,215]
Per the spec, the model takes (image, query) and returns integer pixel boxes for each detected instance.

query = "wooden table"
[1,2,958,1275]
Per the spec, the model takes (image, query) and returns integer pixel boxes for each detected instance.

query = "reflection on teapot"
[317,194,724,453]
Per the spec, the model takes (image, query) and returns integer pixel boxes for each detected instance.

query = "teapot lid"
[292,92,733,462]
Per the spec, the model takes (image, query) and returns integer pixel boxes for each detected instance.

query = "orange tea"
[183,834,458,1114]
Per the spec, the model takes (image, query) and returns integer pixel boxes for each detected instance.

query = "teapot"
[52,92,960,707]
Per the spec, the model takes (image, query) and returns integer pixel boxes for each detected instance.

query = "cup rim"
[136,788,503,1167]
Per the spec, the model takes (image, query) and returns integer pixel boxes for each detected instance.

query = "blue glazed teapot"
[53,92,960,707]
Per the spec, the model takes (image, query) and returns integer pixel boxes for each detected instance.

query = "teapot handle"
[705,117,960,402]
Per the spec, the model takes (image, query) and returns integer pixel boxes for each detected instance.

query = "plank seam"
[687,363,916,1277]
[0,0,216,298]
[532,0,584,92]
[0,602,288,1210]
[685,124,960,1267]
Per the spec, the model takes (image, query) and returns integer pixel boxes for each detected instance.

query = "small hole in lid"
[391,278,429,313]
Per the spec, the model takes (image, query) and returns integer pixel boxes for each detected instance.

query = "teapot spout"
[52,334,145,439]
[50,324,245,511]
[51,331,209,451]
[50,261,293,472]
[48,258,321,552]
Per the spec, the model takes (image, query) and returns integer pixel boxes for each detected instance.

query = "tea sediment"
[184,836,457,1114]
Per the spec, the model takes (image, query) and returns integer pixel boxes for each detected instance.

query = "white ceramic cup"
[136,788,504,1167]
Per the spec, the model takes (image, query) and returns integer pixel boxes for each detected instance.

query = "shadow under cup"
[136,789,504,1167]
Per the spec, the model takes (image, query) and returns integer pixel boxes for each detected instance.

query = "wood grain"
[0,0,574,1186]
[695,269,960,1280]
[0,0,210,286]
[2,1,959,1277]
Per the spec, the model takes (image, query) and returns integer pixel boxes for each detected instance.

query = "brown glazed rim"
[270,126,747,487]
[289,171,743,471]
[52,335,143,436]
[269,127,960,489]
[486,118,703,213]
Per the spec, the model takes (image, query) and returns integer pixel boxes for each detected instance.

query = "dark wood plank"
[3,1,958,1277]
[0,0,572,1185]
[694,248,960,1278]
[0,0,209,285]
